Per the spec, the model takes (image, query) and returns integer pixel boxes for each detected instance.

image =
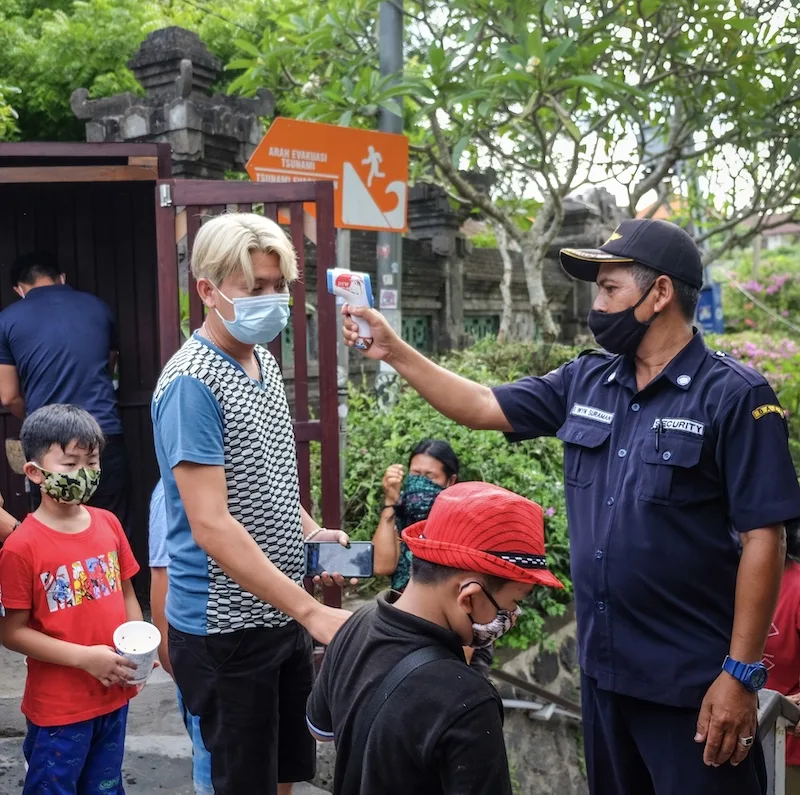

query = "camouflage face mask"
[33,465,101,505]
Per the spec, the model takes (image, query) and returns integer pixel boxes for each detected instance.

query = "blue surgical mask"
[215,289,290,345]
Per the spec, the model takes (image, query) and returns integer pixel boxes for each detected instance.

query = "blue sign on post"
[697,282,725,334]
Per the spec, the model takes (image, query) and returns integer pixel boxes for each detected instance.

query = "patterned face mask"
[33,465,101,505]
[464,581,522,649]
[394,474,445,531]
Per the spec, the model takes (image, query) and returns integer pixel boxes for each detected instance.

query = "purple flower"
[743,280,763,293]
[782,311,790,317]
[545,507,556,517]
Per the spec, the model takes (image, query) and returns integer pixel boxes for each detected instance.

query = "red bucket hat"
[402,482,563,588]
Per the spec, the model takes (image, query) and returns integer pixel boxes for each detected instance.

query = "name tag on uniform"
[653,417,704,437]
[570,403,614,424]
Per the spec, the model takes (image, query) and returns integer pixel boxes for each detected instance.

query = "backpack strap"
[340,645,454,794]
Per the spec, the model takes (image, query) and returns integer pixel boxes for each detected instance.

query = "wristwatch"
[722,655,768,692]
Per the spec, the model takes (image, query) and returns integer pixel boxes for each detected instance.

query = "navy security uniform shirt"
[494,332,800,709]
[0,285,121,435]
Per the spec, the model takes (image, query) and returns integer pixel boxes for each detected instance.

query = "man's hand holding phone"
[307,529,361,587]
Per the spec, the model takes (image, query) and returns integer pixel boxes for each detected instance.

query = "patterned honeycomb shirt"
[152,334,304,636]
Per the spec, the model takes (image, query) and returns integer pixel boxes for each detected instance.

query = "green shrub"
[339,339,581,648]
[705,332,800,468]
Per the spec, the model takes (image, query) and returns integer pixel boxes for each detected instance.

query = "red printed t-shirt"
[764,562,800,766]
[0,508,140,727]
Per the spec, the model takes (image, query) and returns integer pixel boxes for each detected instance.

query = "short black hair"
[21,404,105,463]
[10,251,62,287]
[629,262,699,322]
[410,557,509,593]
[409,439,460,480]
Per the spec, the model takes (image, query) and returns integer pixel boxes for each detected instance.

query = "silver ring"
[739,736,754,747]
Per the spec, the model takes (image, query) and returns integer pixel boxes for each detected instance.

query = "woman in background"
[372,438,493,674]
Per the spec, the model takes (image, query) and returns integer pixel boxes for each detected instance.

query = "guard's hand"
[695,672,757,767]
[341,304,397,361]
[79,645,136,688]
[311,530,360,587]
[305,604,352,646]
[383,464,404,505]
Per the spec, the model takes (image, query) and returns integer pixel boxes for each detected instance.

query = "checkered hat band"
[488,551,548,569]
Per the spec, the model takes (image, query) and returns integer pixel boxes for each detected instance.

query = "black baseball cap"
[560,219,703,289]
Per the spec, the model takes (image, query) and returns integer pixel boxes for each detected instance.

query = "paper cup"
[113,621,161,686]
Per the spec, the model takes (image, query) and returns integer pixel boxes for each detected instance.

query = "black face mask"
[587,281,658,356]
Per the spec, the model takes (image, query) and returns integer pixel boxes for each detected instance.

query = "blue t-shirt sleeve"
[717,383,800,533]
[153,375,225,470]
[148,481,170,568]
[106,303,119,352]
[0,315,14,366]
[491,360,573,441]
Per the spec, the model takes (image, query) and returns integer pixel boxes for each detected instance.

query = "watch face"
[751,666,768,690]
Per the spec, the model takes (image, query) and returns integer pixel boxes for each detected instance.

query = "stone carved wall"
[71,27,273,179]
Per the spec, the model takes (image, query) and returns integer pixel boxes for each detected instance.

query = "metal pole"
[336,229,351,522]
[376,0,403,401]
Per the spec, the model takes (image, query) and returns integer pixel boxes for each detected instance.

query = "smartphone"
[305,541,374,579]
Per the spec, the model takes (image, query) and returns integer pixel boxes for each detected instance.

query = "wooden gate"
[154,179,342,605]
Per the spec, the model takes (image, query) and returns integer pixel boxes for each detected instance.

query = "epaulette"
[578,348,615,359]
[708,349,766,387]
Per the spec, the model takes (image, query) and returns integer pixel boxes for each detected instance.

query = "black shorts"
[168,621,316,794]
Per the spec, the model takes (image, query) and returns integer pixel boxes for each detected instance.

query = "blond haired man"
[151,214,351,795]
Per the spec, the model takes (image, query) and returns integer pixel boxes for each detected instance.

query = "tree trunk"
[519,200,562,343]
[495,225,513,343]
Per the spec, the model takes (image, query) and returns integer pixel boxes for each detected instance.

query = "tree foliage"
[0,82,21,141]
[0,0,267,141]
[230,0,800,339]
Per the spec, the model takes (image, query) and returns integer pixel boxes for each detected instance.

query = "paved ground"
[0,645,327,794]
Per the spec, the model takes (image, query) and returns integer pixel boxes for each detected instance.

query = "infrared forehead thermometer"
[327,269,374,351]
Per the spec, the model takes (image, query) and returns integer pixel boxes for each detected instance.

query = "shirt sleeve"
[0,316,15,366]
[153,375,225,469]
[0,546,34,611]
[148,483,170,568]
[306,659,335,740]
[491,360,574,442]
[437,697,513,795]
[111,518,140,581]
[717,383,800,533]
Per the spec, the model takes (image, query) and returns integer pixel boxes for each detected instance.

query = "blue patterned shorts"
[23,704,128,794]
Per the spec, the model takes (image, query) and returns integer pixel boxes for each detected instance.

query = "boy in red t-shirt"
[0,404,142,794]
[764,521,800,794]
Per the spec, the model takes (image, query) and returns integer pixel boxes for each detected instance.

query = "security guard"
[342,218,800,795]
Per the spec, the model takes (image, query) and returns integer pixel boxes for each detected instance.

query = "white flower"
[525,55,541,73]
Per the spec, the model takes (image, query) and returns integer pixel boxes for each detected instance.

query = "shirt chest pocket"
[556,420,612,488]
[638,435,705,505]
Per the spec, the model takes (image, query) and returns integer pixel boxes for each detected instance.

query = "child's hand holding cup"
[113,621,162,687]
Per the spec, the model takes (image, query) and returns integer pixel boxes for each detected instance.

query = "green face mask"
[33,465,101,505]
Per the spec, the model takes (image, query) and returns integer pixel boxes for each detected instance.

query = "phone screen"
[305,542,374,579]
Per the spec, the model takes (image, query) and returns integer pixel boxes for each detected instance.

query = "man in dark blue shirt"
[342,219,800,795]
[0,252,130,533]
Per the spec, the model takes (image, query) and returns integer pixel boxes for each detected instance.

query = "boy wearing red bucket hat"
[306,481,561,795]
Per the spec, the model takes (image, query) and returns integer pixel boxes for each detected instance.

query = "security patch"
[653,417,704,437]
[570,403,614,424]
[752,404,785,420]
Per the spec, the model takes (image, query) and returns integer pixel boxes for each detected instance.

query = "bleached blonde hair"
[191,212,299,289]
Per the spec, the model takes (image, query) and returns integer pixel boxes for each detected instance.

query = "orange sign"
[246,118,408,232]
